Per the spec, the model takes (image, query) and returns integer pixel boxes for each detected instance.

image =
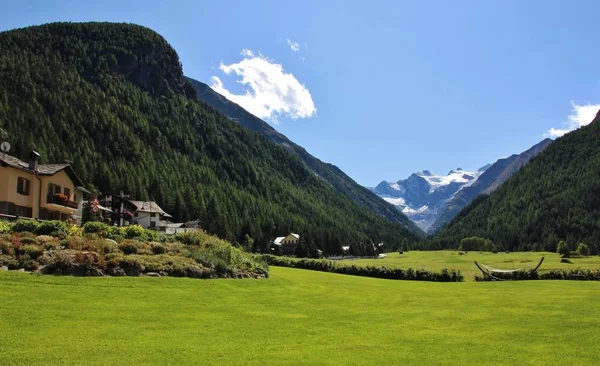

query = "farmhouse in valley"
[271,233,301,255]
[0,150,89,224]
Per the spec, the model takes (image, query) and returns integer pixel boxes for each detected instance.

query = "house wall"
[39,170,77,216]
[134,212,160,229]
[0,165,36,217]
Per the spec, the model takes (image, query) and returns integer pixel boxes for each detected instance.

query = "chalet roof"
[0,153,85,186]
[290,233,300,239]
[273,237,285,245]
[129,200,169,215]
[342,246,350,251]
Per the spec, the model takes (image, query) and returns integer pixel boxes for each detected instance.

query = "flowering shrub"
[54,193,69,202]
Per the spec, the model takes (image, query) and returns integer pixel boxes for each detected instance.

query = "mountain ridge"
[186,77,423,235]
[370,168,484,232]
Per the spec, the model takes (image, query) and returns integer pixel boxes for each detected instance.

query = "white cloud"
[210,49,316,122]
[545,102,600,138]
[286,38,300,52]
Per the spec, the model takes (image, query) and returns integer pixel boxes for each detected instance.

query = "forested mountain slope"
[429,138,553,232]
[186,78,421,234]
[430,111,600,253]
[0,22,421,254]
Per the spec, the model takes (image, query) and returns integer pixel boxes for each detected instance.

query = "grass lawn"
[349,251,600,280]
[1,268,599,365]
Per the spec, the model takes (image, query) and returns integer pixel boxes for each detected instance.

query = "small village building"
[271,233,301,255]
[341,246,350,255]
[128,200,173,229]
[0,150,87,223]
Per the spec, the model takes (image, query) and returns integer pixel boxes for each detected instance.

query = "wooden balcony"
[47,195,78,209]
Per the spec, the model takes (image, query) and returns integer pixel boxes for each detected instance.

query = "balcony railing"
[47,195,79,209]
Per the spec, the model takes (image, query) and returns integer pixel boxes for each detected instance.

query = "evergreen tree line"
[0,22,421,255]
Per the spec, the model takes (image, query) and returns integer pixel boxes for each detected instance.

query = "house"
[128,200,173,229]
[341,246,350,255]
[271,233,301,255]
[99,193,134,226]
[0,150,87,223]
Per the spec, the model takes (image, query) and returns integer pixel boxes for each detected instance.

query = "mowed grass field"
[1,267,599,365]
[350,251,600,279]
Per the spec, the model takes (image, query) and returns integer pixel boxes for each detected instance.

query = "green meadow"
[1,266,599,365]
[350,251,600,280]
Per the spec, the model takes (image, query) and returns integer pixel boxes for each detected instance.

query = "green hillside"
[0,22,420,253]
[186,77,421,234]
[431,110,600,253]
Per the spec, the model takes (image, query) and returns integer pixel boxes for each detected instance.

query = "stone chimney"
[28,150,40,171]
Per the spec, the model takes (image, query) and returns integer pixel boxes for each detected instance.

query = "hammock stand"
[474,257,544,281]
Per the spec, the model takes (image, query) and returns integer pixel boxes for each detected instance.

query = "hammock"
[474,257,544,281]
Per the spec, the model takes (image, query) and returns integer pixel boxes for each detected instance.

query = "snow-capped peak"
[369,167,482,232]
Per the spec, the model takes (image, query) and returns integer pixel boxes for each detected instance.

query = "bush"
[577,243,590,257]
[22,245,44,260]
[62,236,84,250]
[12,219,40,233]
[261,255,462,282]
[0,240,14,256]
[151,242,165,254]
[103,239,119,254]
[67,224,83,237]
[492,249,498,253]
[459,236,495,252]
[557,240,569,257]
[35,220,68,238]
[560,258,572,263]
[0,220,13,234]
[82,222,111,237]
[0,254,19,269]
[118,240,140,255]
[19,237,40,246]
[108,235,124,243]
[123,225,145,240]
[398,251,404,254]
[475,268,600,281]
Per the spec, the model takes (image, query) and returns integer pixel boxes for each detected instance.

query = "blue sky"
[2,0,600,186]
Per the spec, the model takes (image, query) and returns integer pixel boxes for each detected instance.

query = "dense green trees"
[459,237,495,252]
[430,113,600,254]
[0,22,420,254]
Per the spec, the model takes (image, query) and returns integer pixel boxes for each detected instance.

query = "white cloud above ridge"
[544,102,600,138]
[286,38,300,52]
[210,49,316,122]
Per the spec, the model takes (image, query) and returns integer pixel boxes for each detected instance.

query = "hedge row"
[474,268,600,281]
[261,255,464,282]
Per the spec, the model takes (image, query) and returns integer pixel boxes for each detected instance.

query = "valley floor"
[0,267,599,365]
[349,251,600,280]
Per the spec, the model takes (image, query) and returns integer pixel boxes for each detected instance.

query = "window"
[0,202,10,214]
[150,221,156,228]
[63,188,71,200]
[17,177,30,195]
[15,206,32,218]
[48,183,61,196]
